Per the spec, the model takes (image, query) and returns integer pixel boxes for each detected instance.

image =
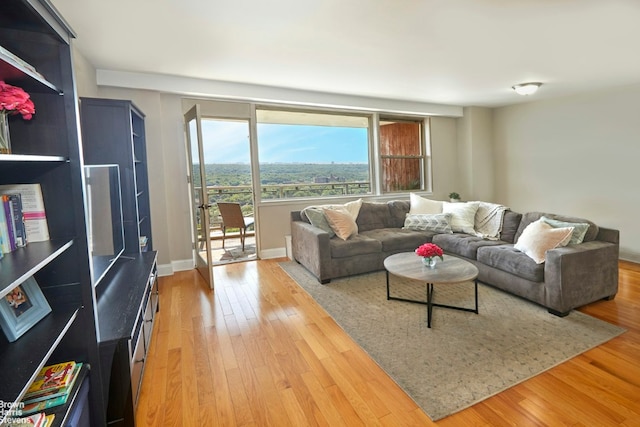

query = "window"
[379,118,428,193]
[256,109,371,200]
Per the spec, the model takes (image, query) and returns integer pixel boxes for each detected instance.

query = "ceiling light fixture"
[512,82,542,96]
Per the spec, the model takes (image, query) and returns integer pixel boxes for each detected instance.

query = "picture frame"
[0,277,52,342]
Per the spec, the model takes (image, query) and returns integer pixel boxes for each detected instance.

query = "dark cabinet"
[96,252,158,427]
[0,1,104,426]
[80,98,158,426]
[79,98,152,254]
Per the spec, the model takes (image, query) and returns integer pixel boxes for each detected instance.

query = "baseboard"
[620,250,640,264]
[157,258,194,276]
[259,247,288,259]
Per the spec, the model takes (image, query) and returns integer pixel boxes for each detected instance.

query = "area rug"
[279,261,625,421]
[216,244,256,264]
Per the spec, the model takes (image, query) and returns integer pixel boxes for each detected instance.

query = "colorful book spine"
[8,193,26,247]
[0,199,10,253]
[2,194,16,251]
[20,393,69,416]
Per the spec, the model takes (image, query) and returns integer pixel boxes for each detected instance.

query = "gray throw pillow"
[302,207,336,237]
[403,213,453,234]
[540,216,589,245]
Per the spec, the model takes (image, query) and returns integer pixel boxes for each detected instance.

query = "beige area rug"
[279,261,626,421]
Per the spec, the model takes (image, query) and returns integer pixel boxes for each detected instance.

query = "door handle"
[198,204,211,209]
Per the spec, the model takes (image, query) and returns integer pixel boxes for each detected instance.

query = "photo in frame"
[0,277,52,342]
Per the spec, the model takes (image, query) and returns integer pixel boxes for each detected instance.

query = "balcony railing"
[196,181,371,227]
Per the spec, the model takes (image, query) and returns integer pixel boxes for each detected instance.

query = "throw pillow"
[301,198,363,237]
[303,207,336,237]
[514,220,574,264]
[540,216,590,245]
[409,193,443,215]
[323,208,358,240]
[403,213,453,234]
[442,201,479,234]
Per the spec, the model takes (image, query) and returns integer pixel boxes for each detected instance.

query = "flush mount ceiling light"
[512,82,542,96]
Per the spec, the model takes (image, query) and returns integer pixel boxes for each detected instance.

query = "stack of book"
[20,361,82,416]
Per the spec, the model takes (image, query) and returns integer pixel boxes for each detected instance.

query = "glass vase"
[422,257,437,269]
[0,113,11,154]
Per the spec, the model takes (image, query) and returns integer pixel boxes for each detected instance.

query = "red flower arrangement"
[415,243,444,261]
[0,80,35,120]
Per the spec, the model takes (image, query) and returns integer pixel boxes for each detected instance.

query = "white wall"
[493,84,640,261]
[73,44,639,268]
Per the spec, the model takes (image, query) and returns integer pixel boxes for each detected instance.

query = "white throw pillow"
[409,193,443,215]
[442,201,479,234]
[323,207,358,240]
[514,220,574,264]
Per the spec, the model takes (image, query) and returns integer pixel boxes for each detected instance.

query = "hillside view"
[194,163,370,217]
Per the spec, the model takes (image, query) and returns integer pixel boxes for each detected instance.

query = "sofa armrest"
[544,240,619,314]
[291,220,332,283]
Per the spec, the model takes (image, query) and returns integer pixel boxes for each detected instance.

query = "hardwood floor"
[135,260,640,426]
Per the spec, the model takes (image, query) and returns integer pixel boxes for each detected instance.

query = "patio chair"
[217,202,254,251]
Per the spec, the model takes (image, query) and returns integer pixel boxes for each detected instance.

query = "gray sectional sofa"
[290,200,619,316]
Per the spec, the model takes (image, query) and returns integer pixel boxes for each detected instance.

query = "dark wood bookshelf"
[0,1,104,425]
[80,97,153,255]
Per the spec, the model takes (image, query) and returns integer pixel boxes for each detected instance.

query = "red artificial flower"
[415,243,444,260]
[0,81,35,120]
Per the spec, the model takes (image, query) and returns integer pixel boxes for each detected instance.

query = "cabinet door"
[130,330,145,406]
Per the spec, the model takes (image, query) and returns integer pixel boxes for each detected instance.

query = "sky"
[195,119,368,164]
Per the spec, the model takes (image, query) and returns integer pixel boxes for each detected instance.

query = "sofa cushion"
[499,210,523,243]
[477,245,545,282]
[330,234,382,258]
[387,200,410,228]
[432,233,507,260]
[514,220,573,264]
[403,213,453,234]
[515,212,599,243]
[360,228,434,253]
[323,208,358,240]
[356,202,393,232]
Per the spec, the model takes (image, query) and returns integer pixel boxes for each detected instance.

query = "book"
[5,412,46,427]
[43,414,55,427]
[7,193,27,247]
[25,361,76,397]
[23,363,82,404]
[0,184,49,242]
[2,195,16,250]
[0,199,11,253]
[20,393,69,416]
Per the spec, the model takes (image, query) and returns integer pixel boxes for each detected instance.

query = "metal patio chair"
[217,202,254,251]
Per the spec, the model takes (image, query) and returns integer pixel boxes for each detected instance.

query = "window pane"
[382,158,422,192]
[379,119,424,193]
[256,110,371,200]
[379,121,421,156]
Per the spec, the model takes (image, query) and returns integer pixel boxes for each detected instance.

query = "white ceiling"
[50,0,640,108]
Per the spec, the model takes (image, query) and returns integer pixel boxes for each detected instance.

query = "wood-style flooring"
[135,260,640,426]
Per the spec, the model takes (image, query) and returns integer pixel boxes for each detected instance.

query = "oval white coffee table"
[384,253,480,328]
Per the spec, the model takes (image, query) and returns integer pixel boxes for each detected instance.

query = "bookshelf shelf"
[0,46,61,94]
[0,306,78,425]
[0,239,73,299]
